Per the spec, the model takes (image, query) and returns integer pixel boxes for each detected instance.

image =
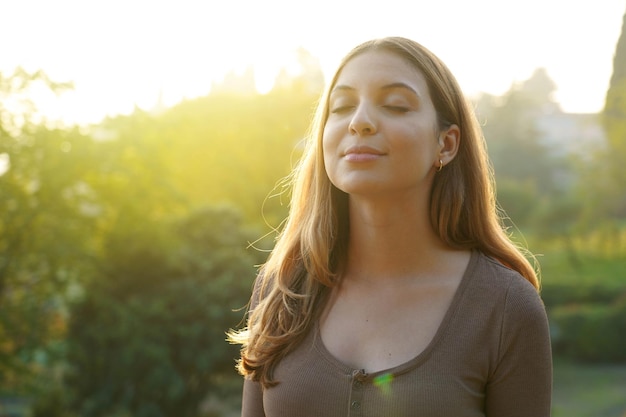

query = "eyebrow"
[331,82,420,97]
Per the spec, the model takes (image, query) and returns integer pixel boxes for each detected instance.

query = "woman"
[229,37,552,416]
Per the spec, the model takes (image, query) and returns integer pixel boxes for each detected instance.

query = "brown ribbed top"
[241,251,552,417]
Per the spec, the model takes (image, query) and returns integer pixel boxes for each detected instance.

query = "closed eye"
[330,106,354,114]
[383,105,410,113]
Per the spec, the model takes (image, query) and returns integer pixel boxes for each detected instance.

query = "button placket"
[348,369,367,416]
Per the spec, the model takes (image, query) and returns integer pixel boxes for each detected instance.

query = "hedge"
[550,294,626,362]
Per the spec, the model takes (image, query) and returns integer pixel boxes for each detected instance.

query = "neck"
[343,193,448,282]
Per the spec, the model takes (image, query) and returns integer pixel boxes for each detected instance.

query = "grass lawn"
[552,360,626,417]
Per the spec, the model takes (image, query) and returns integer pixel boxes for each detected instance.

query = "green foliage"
[537,239,626,366]
[155,88,317,227]
[532,193,584,237]
[601,77,626,217]
[2,50,623,416]
[550,296,626,363]
[484,98,547,185]
[552,361,626,417]
[608,11,626,91]
[64,205,262,417]
[477,71,573,236]
[601,9,626,218]
[531,225,626,293]
[479,78,556,193]
[0,69,96,390]
[542,284,626,310]
[0,60,320,414]
[495,179,538,229]
[89,110,184,225]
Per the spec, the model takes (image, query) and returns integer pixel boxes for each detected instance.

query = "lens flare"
[373,372,394,395]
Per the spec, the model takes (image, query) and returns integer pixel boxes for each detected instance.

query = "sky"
[2,0,625,125]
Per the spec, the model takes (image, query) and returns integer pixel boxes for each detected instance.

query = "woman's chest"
[263,329,488,417]
[319,280,458,372]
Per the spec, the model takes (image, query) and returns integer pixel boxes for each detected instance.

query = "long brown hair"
[228,37,539,388]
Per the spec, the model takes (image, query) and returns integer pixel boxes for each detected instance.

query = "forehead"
[333,50,427,92]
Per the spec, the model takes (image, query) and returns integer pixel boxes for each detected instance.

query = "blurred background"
[1,1,625,416]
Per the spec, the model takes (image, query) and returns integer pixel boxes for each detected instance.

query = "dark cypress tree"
[608,11,626,93]
[602,8,626,217]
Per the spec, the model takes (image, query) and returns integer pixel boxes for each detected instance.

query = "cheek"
[397,124,437,150]
[322,137,334,176]
[322,125,337,159]
[321,129,341,185]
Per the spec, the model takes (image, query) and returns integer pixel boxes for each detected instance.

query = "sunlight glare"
[0,153,10,177]
[253,62,279,95]
[1,0,623,124]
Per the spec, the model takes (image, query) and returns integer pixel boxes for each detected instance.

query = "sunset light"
[3,1,626,415]
[2,0,624,125]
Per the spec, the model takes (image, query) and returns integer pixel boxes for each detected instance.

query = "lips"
[343,145,385,156]
[343,145,385,162]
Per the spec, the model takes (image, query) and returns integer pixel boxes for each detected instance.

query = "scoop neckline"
[312,249,479,378]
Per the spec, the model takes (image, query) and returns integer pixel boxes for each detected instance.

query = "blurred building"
[535,107,607,160]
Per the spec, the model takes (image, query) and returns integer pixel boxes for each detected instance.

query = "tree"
[0,69,186,401]
[478,69,561,191]
[156,84,317,229]
[602,8,626,218]
[64,205,263,417]
[520,68,558,107]
[477,78,556,231]
[0,68,96,391]
[0,60,322,412]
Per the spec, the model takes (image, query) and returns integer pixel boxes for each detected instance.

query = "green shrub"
[541,283,626,310]
[64,205,263,417]
[551,295,626,362]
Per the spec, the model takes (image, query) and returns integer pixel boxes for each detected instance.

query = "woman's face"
[322,50,443,200]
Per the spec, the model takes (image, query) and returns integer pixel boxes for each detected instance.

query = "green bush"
[550,295,626,362]
[63,205,263,417]
[542,283,626,310]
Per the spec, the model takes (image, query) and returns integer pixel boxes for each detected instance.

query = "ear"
[437,124,460,167]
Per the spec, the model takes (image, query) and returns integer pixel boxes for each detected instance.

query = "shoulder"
[473,256,552,416]
[249,272,270,310]
[468,251,546,321]
[471,251,539,295]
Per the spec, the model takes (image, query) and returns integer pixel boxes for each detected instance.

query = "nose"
[349,104,377,136]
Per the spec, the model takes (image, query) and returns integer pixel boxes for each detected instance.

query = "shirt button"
[351,401,361,410]
[354,380,363,388]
